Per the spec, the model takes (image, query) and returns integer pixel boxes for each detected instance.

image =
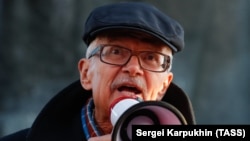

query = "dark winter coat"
[0,80,195,141]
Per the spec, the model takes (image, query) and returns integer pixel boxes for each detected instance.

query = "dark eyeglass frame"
[88,44,171,72]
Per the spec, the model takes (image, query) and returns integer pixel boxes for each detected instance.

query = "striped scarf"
[81,98,103,140]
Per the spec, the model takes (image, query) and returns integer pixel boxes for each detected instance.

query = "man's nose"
[122,56,143,76]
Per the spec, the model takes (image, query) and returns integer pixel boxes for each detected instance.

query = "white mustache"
[111,77,146,93]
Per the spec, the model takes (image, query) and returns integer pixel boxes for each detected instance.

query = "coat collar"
[27,80,195,141]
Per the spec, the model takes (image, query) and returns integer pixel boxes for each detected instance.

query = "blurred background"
[0,0,249,137]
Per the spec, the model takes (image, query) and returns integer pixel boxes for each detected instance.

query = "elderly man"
[0,2,195,141]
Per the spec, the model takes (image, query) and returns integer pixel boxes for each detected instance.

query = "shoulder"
[0,128,29,141]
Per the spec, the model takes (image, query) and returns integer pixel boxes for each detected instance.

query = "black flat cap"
[82,2,184,53]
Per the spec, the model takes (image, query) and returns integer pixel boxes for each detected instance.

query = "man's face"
[78,36,173,120]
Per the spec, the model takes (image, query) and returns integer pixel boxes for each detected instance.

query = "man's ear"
[78,58,92,90]
[157,72,173,100]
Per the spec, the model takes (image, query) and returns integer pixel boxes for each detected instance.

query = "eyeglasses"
[88,44,171,72]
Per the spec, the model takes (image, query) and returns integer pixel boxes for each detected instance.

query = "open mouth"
[117,86,141,94]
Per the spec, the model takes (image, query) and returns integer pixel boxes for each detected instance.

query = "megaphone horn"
[110,97,187,141]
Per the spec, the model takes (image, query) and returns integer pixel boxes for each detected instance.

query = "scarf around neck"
[81,98,103,140]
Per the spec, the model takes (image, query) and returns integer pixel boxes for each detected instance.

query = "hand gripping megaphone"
[110,96,187,141]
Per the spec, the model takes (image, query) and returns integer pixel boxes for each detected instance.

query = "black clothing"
[0,80,195,141]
